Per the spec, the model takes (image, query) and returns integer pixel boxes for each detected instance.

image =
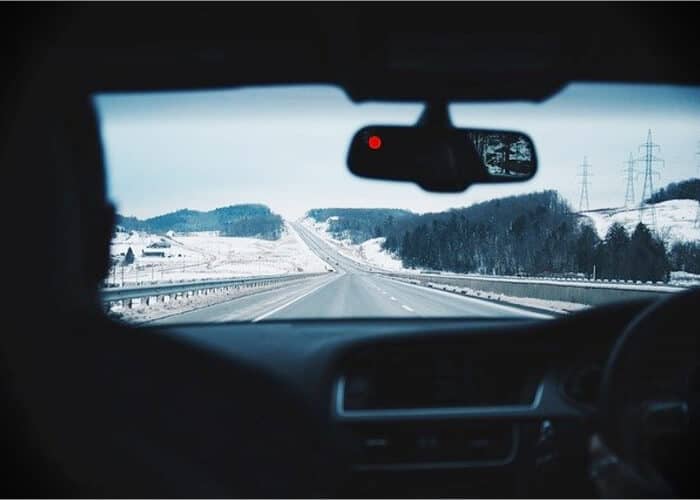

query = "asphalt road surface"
[154,222,550,324]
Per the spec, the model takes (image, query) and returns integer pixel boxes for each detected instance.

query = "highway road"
[154,222,550,324]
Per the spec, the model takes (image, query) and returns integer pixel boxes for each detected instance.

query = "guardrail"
[101,272,328,308]
[377,269,692,288]
[378,271,684,306]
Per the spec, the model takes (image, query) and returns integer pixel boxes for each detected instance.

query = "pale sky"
[95,83,700,221]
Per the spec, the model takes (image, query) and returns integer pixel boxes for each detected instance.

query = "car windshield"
[95,83,700,324]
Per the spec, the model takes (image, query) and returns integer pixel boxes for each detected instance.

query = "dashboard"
[157,297,693,497]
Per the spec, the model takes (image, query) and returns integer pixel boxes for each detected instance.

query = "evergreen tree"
[124,247,135,265]
[575,224,600,277]
[598,223,631,279]
[669,242,700,274]
[629,223,669,281]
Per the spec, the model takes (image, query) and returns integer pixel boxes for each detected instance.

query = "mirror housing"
[347,103,537,192]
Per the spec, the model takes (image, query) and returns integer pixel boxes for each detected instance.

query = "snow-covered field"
[108,222,330,286]
[580,199,700,245]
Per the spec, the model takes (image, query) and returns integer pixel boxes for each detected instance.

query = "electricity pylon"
[623,152,636,208]
[637,129,663,230]
[578,156,592,211]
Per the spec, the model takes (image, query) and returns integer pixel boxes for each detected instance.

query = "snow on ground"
[580,199,700,245]
[357,238,406,271]
[300,217,414,272]
[107,222,330,287]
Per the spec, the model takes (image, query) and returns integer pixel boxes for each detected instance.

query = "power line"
[637,129,663,230]
[577,156,592,211]
[623,152,636,208]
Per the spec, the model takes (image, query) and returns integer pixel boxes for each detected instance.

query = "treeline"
[376,190,674,282]
[221,213,283,240]
[116,204,284,240]
[306,208,413,244]
[646,178,700,204]
[669,241,700,274]
[381,191,579,275]
[587,222,669,281]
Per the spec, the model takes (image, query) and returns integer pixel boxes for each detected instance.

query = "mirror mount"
[416,101,453,131]
[347,105,537,192]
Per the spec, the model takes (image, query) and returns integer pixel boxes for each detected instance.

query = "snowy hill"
[579,199,700,245]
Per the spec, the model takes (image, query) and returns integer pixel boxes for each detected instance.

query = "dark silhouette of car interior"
[2,4,698,498]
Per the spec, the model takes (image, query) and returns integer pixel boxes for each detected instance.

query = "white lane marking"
[390,296,398,301]
[401,304,415,312]
[150,277,320,324]
[376,276,553,319]
[252,275,339,322]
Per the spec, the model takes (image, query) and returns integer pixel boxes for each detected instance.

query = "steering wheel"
[598,286,699,497]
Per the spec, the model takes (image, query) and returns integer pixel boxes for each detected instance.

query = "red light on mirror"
[368,135,382,150]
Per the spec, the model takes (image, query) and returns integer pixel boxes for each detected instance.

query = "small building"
[142,249,166,258]
[148,239,171,249]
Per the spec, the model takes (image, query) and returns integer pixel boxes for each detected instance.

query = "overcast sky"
[95,83,700,221]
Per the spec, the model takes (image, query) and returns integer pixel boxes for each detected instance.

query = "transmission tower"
[623,152,636,208]
[578,156,592,211]
[637,129,663,230]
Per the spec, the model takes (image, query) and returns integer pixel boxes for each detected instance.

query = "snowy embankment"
[357,238,407,271]
[108,221,330,287]
[579,199,700,245]
[299,217,410,271]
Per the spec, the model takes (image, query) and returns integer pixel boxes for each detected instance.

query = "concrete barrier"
[382,272,680,306]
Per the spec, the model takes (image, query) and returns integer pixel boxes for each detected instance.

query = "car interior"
[2,3,699,498]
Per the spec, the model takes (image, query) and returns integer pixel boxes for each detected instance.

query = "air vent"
[349,420,517,468]
[336,341,546,418]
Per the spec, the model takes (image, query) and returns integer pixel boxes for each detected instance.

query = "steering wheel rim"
[598,286,700,493]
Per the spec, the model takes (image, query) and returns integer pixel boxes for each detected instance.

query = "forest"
[116,204,284,240]
[310,190,693,282]
[378,191,675,281]
[377,190,698,282]
[645,178,700,204]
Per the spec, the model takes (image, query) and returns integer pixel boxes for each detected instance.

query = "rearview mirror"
[347,105,537,192]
